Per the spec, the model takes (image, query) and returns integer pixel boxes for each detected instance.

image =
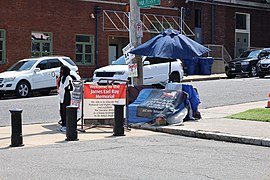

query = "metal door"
[194,27,202,44]
[109,45,117,65]
[235,32,249,57]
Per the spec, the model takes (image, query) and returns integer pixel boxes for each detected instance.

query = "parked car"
[257,54,270,78]
[92,55,184,85]
[225,48,270,78]
[0,56,81,98]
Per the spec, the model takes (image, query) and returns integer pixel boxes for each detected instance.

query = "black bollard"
[113,104,125,136]
[66,105,79,141]
[9,108,24,147]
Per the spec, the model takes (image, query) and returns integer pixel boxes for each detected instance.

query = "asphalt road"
[1,77,270,126]
[187,77,270,108]
[0,94,59,126]
[1,133,270,180]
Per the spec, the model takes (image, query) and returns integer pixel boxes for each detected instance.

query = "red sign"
[84,84,126,99]
[83,83,126,119]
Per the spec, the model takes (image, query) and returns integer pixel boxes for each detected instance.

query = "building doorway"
[108,45,118,65]
[194,9,202,44]
[108,36,129,65]
[235,12,250,58]
[235,32,249,57]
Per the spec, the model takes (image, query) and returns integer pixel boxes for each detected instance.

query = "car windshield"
[239,50,260,58]
[7,60,37,71]
[112,56,127,65]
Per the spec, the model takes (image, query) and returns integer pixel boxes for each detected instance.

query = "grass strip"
[226,108,270,122]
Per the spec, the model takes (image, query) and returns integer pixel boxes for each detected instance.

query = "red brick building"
[0,0,270,77]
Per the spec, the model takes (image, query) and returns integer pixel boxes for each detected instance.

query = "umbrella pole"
[169,62,172,83]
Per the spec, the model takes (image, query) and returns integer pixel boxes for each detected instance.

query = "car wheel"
[225,70,236,79]
[16,81,31,97]
[170,72,180,82]
[249,65,257,77]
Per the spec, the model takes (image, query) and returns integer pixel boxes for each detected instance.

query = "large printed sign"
[83,83,126,119]
[136,89,183,118]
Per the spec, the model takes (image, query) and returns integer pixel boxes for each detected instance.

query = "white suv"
[92,55,184,85]
[0,56,81,98]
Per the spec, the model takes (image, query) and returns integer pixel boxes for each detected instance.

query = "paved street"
[1,132,270,180]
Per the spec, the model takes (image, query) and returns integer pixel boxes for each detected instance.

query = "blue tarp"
[128,83,200,124]
[181,84,200,114]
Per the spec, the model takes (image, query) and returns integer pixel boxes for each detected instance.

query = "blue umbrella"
[129,28,210,59]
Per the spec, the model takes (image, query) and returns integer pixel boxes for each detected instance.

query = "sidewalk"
[1,100,269,148]
[131,100,270,147]
[182,73,227,82]
[1,74,270,148]
[0,124,159,148]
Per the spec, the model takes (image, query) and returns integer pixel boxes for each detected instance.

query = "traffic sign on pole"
[136,22,143,38]
[138,0,160,8]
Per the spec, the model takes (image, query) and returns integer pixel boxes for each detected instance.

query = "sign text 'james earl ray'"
[83,83,126,119]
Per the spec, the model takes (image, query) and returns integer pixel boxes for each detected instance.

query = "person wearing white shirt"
[57,65,74,132]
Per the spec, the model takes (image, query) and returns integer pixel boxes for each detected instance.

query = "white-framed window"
[75,34,94,65]
[235,13,250,32]
[31,32,53,57]
[0,29,6,63]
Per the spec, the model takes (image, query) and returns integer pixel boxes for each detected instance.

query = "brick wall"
[177,1,270,59]
[0,0,178,77]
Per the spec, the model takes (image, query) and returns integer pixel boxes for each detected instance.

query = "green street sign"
[138,0,160,8]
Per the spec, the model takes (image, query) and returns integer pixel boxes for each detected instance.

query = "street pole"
[129,0,143,85]
[94,6,102,69]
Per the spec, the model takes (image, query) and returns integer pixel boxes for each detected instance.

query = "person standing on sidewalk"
[57,65,74,132]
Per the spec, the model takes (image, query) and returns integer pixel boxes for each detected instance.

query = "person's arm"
[64,76,73,91]
[68,80,74,91]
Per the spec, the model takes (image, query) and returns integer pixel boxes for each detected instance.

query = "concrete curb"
[182,74,227,82]
[130,124,270,147]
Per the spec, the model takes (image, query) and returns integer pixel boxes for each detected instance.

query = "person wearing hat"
[57,65,74,132]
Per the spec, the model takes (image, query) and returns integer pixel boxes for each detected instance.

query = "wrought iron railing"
[204,44,232,63]
[102,10,195,36]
